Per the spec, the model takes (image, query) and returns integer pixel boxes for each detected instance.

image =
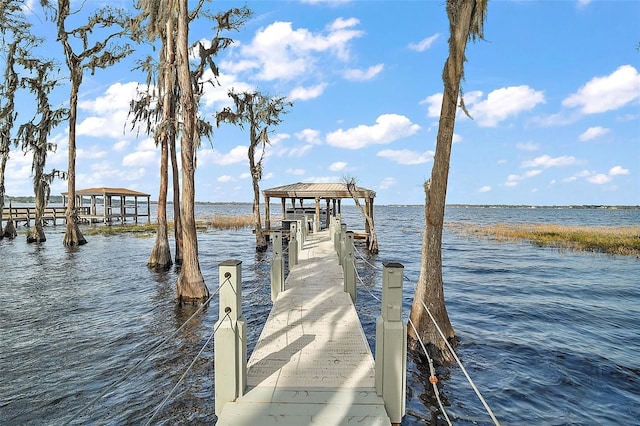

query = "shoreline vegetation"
[448,222,640,257]
[83,215,268,236]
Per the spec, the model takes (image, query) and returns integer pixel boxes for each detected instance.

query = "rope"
[144,311,230,425]
[407,318,452,426]
[353,259,381,302]
[418,298,501,426]
[61,279,229,426]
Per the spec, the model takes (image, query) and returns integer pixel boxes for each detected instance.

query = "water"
[1,205,638,425]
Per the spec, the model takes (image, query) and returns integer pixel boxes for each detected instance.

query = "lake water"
[1,205,638,425]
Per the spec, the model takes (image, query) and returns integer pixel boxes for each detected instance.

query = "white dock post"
[270,232,284,302]
[289,222,298,266]
[296,219,303,254]
[375,262,407,424]
[338,224,347,265]
[343,231,356,303]
[214,260,247,416]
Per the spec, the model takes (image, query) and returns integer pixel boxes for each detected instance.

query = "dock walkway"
[216,230,391,425]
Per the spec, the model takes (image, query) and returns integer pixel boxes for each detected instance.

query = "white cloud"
[113,140,130,152]
[289,83,327,101]
[77,82,140,138]
[479,185,491,193]
[287,144,314,157]
[579,126,610,142]
[468,86,546,127]
[408,34,440,52]
[377,149,433,165]
[77,147,107,160]
[516,142,540,151]
[200,145,247,165]
[296,129,322,144]
[329,161,347,171]
[326,114,420,149]
[588,173,611,184]
[122,151,157,167]
[522,155,578,169]
[238,18,363,81]
[420,93,443,118]
[379,177,397,190]
[343,64,384,81]
[217,175,234,183]
[286,168,306,175]
[609,165,629,176]
[504,170,542,187]
[562,65,640,114]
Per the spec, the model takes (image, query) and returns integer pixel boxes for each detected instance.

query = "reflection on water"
[0,205,639,425]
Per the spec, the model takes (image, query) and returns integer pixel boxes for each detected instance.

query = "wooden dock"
[216,230,392,425]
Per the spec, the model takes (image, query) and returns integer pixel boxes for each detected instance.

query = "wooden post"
[270,232,284,301]
[289,222,298,266]
[265,196,271,230]
[343,231,356,303]
[314,197,321,232]
[214,259,247,415]
[296,220,303,255]
[375,262,407,425]
[280,198,286,221]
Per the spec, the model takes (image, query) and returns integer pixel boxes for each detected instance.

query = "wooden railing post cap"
[219,259,242,267]
[383,262,404,269]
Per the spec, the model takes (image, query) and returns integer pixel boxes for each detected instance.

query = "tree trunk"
[63,73,87,246]
[0,156,6,239]
[3,218,16,238]
[249,142,267,251]
[174,0,208,304]
[28,176,46,243]
[148,135,172,269]
[170,133,183,265]
[408,0,476,364]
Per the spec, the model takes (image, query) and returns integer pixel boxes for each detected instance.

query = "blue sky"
[6,0,640,205]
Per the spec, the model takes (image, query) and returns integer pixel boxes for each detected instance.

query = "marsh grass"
[448,222,640,257]
[83,215,281,236]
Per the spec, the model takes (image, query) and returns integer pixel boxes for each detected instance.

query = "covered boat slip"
[61,187,151,224]
[263,182,376,241]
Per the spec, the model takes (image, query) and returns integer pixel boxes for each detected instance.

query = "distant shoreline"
[3,196,639,210]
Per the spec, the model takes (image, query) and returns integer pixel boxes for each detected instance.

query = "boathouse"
[61,187,151,224]
[262,182,376,240]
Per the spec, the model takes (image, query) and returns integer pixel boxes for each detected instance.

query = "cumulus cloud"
[522,155,578,169]
[296,129,322,144]
[329,161,347,171]
[289,83,328,101]
[479,185,492,193]
[468,86,546,127]
[562,65,640,114]
[578,126,610,141]
[217,175,234,183]
[408,34,440,52]
[77,82,140,138]
[286,168,306,175]
[377,149,433,165]
[238,18,363,81]
[122,150,157,167]
[609,165,629,176]
[326,114,420,149]
[343,64,384,81]
[379,177,397,190]
[200,145,247,165]
[516,142,540,151]
[587,173,611,184]
[504,170,542,187]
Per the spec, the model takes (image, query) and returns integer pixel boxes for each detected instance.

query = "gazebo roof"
[62,187,150,197]
[263,182,375,200]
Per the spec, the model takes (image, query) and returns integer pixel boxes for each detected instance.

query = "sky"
[4,0,640,206]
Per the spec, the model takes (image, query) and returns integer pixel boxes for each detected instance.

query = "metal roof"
[62,187,150,197]
[263,182,375,199]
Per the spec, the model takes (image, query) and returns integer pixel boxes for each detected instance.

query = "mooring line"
[61,278,229,426]
[144,311,230,425]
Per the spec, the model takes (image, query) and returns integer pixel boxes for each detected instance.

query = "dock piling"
[270,232,284,302]
[375,262,407,424]
[289,222,298,266]
[214,260,247,415]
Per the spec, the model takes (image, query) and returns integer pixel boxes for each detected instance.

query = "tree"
[16,58,67,243]
[216,91,291,251]
[129,3,178,270]
[51,0,135,246]
[0,0,35,239]
[344,176,378,254]
[408,0,488,364]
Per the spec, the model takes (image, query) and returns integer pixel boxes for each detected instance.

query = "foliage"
[450,222,640,257]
